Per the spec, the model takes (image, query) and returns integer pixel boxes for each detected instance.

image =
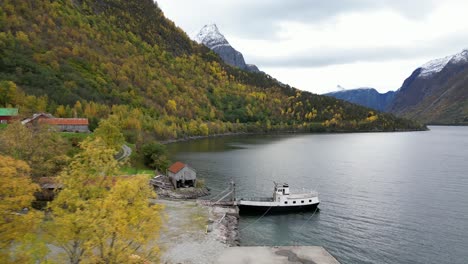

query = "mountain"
[0,0,424,139]
[195,24,260,72]
[388,49,468,124]
[325,88,395,112]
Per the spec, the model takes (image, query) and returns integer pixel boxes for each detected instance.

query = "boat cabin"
[274,184,290,197]
[272,183,317,205]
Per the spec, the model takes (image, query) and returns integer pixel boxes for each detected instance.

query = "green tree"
[141,142,170,172]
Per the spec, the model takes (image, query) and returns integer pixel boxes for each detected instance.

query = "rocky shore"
[156,187,210,199]
[206,205,240,246]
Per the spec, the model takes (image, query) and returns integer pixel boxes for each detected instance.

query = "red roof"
[39,118,89,125]
[168,161,186,174]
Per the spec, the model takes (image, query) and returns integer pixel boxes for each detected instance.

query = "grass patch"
[59,132,91,156]
[0,123,7,130]
[195,178,205,188]
[119,166,154,176]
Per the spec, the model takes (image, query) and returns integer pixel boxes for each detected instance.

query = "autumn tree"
[0,122,70,178]
[0,155,46,263]
[46,137,119,264]
[93,117,125,152]
[0,81,17,106]
[86,176,162,263]
[46,136,162,263]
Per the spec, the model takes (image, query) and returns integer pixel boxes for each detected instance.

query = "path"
[115,144,132,161]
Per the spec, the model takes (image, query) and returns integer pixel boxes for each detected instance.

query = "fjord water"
[167,126,468,264]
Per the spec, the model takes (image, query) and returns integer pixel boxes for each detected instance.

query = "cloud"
[248,31,468,68]
[159,0,437,40]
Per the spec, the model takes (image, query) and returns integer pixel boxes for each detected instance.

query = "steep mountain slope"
[0,0,423,140]
[388,49,468,124]
[195,24,259,72]
[325,88,395,112]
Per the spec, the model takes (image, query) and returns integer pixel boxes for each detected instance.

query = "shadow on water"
[240,209,322,246]
[166,134,297,158]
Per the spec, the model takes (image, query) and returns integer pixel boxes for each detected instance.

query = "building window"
[293,201,296,204]
[284,201,288,204]
[301,200,304,203]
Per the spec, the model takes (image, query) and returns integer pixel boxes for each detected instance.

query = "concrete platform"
[217,246,340,264]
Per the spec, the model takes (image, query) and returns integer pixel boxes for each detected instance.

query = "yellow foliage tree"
[86,176,162,263]
[46,138,118,264]
[93,117,125,152]
[0,155,45,263]
[165,99,177,114]
[0,121,70,178]
[46,136,162,263]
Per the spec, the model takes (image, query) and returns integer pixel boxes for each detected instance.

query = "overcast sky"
[158,0,468,94]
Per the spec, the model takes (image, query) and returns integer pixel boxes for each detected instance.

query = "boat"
[237,182,319,214]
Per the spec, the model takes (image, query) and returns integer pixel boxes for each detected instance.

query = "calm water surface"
[167,126,468,264]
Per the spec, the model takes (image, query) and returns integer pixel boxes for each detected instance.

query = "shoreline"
[160,127,428,145]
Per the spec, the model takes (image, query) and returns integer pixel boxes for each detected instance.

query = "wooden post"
[231,180,236,202]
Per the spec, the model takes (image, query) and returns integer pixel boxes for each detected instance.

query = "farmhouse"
[22,113,89,132]
[0,108,18,124]
[167,161,197,188]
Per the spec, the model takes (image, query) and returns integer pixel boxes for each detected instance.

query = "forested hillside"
[0,0,424,142]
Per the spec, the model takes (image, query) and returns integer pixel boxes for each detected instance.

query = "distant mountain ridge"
[194,24,259,72]
[325,49,468,124]
[388,49,468,124]
[325,88,395,112]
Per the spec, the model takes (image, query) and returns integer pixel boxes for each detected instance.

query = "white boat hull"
[238,196,320,214]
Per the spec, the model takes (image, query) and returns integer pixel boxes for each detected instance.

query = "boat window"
[293,201,296,204]
[284,201,288,204]
[301,200,304,203]
[309,200,312,202]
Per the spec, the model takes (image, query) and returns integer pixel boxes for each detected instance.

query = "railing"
[240,197,274,202]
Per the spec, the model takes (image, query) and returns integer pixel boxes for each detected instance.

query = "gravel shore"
[153,199,239,264]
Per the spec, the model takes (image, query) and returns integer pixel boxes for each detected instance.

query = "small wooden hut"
[167,161,197,188]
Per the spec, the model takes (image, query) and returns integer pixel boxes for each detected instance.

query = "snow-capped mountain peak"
[419,49,468,78]
[193,24,260,73]
[194,24,229,48]
[449,49,468,64]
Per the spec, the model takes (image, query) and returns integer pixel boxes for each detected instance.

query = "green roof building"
[0,108,18,123]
